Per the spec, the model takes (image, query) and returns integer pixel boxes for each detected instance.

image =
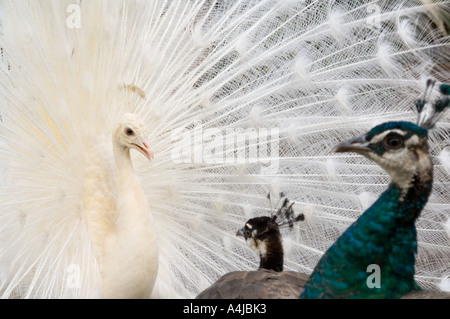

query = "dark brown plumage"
[236,216,285,272]
[196,269,308,299]
[401,291,450,299]
[196,192,308,299]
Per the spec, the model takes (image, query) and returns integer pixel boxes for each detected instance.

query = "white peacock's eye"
[124,127,135,136]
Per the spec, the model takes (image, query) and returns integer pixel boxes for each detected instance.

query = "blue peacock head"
[333,80,449,191]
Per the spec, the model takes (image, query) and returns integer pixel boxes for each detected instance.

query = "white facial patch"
[246,236,267,256]
[368,131,430,193]
[405,134,420,147]
[369,129,407,144]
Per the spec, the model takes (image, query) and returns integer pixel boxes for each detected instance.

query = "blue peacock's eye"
[383,132,404,150]
[125,127,135,136]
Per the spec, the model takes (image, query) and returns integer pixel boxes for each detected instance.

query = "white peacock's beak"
[133,138,154,160]
[332,135,371,155]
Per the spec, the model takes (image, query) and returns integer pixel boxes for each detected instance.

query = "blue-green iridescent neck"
[366,121,428,140]
[300,177,431,298]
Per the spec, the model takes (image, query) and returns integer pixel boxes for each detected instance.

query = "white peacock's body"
[0,0,449,298]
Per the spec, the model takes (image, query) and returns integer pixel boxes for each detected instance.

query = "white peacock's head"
[116,113,154,160]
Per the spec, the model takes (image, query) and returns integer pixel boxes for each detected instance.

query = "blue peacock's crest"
[414,80,450,129]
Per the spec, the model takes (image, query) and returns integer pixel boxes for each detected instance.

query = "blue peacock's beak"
[332,135,371,154]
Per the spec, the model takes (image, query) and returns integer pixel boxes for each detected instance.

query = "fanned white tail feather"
[0,0,449,298]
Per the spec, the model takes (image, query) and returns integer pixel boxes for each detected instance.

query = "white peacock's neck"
[101,137,158,298]
[112,140,152,223]
[113,142,136,186]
